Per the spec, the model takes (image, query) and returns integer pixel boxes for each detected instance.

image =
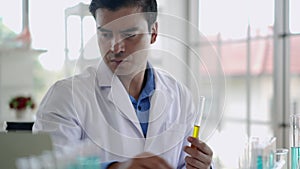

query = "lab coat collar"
[96,61,144,137]
[96,61,114,87]
[95,62,176,143]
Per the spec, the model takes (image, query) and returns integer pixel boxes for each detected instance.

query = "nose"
[110,34,125,54]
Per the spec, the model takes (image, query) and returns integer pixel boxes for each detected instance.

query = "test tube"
[290,114,300,169]
[192,96,205,139]
[269,137,276,169]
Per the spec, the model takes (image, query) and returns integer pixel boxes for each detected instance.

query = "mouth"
[112,60,123,65]
[110,59,128,65]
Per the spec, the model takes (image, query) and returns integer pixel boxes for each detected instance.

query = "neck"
[119,70,146,100]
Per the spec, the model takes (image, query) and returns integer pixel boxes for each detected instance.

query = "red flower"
[9,96,35,111]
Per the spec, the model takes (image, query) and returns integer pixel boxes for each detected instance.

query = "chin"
[114,67,135,76]
[117,65,142,77]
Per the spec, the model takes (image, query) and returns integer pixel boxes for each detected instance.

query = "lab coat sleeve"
[32,80,84,150]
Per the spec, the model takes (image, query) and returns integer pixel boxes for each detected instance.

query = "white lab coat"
[33,62,196,169]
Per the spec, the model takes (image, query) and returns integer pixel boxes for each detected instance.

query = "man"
[33,0,213,168]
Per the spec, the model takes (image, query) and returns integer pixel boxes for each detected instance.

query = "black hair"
[89,0,157,30]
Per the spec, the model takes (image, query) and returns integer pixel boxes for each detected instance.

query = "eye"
[100,32,113,39]
[123,33,136,39]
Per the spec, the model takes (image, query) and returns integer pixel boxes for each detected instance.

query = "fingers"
[187,137,213,156]
[147,155,173,169]
[135,152,156,158]
[130,152,173,169]
[185,156,207,169]
[184,137,213,169]
[184,146,204,161]
[145,157,173,169]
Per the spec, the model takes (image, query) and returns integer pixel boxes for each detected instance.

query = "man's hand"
[184,136,213,169]
[108,152,173,169]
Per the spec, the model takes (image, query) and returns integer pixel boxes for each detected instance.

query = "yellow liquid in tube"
[191,96,205,149]
[192,125,200,138]
[191,125,200,149]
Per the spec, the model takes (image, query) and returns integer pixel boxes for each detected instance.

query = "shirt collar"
[97,61,155,91]
[140,63,156,99]
[129,63,156,102]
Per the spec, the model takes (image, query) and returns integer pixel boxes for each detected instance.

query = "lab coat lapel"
[145,71,177,152]
[98,63,144,138]
[145,88,186,157]
[147,88,173,137]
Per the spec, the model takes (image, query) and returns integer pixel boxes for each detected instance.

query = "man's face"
[95,7,157,75]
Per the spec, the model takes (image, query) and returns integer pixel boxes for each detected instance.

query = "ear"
[150,22,158,44]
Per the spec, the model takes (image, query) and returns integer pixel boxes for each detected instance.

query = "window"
[290,0,300,33]
[290,36,300,113]
[196,0,282,168]
[0,1,22,34]
[289,0,300,116]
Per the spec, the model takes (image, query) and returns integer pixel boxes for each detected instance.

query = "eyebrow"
[120,27,139,33]
[97,27,111,32]
[97,26,139,33]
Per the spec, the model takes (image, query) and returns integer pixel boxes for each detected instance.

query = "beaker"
[275,148,289,169]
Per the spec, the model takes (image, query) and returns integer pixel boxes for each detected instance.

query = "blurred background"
[0,0,299,168]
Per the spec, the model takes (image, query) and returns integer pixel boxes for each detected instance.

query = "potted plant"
[9,96,35,119]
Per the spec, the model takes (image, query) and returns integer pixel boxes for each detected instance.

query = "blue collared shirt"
[129,64,155,138]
